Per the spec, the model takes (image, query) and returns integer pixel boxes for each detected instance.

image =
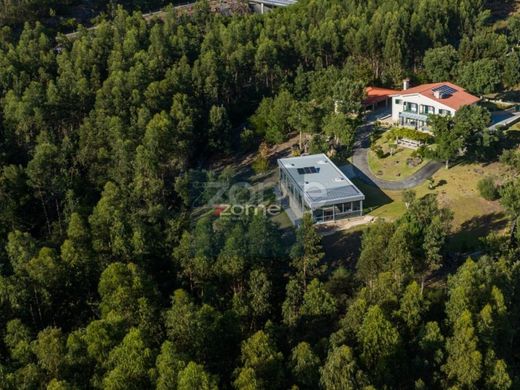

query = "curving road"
[349,124,443,191]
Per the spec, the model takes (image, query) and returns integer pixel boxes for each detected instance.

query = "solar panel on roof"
[432,85,457,96]
[297,166,318,174]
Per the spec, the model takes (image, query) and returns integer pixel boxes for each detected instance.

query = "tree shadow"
[434,179,447,189]
[487,1,518,24]
[503,129,520,149]
[449,212,509,253]
[322,229,363,267]
[495,90,520,102]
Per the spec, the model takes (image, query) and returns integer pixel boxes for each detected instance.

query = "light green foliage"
[320,345,368,390]
[290,213,325,287]
[356,221,395,285]
[247,269,272,321]
[300,279,336,317]
[395,281,427,330]
[208,105,232,153]
[6,230,38,274]
[32,327,66,379]
[500,179,520,219]
[178,361,218,390]
[486,356,512,390]
[503,51,520,88]
[357,305,400,379]
[330,297,368,347]
[282,278,304,327]
[429,114,459,167]
[47,379,72,390]
[386,223,414,284]
[322,113,357,154]
[418,321,445,379]
[155,341,186,390]
[4,319,33,365]
[290,342,320,389]
[234,331,284,389]
[102,328,154,390]
[164,289,240,371]
[387,127,433,143]
[98,262,156,326]
[332,78,365,115]
[88,182,133,261]
[477,177,499,201]
[443,310,482,387]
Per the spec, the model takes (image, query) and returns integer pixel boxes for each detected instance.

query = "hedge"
[386,127,434,143]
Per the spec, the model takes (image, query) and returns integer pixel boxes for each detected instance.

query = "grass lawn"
[325,161,513,260]
[367,138,429,181]
[357,162,512,252]
[272,210,293,230]
[508,122,520,131]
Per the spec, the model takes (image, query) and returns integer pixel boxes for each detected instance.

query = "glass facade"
[311,201,363,223]
[278,161,364,224]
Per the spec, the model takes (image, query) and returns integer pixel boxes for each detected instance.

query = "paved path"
[349,125,444,191]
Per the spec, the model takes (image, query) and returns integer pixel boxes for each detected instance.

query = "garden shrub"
[387,127,434,144]
[477,177,499,201]
[371,144,385,158]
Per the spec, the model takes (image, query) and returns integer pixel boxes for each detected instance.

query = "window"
[439,109,452,116]
[395,99,402,104]
[421,105,435,114]
[404,102,417,112]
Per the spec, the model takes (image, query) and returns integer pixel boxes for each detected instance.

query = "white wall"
[391,94,456,123]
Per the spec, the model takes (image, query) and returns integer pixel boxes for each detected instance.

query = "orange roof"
[395,82,480,110]
[363,87,400,106]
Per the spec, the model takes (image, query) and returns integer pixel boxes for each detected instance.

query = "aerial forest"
[0,0,520,388]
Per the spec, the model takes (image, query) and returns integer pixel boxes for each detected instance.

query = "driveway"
[346,124,443,191]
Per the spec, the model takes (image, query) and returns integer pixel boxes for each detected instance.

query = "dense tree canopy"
[0,0,519,388]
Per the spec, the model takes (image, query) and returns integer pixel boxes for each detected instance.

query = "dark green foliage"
[457,58,502,95]
[0,0,518,389]
[423,45,458,82]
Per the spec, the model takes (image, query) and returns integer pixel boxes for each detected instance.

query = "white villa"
[389,81,480,131]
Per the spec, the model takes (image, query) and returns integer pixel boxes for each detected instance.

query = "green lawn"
[367,138,429,181]
[356,162,511,252]
[508,122,520,131]
[272,210,293,230]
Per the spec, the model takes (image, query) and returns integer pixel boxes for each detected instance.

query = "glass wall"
[312,200,362,223]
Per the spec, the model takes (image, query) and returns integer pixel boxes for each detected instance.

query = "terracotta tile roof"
[363,87,400,106]
[394,82,480,110]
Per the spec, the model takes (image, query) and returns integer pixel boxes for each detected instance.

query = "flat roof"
[278,153,365,209]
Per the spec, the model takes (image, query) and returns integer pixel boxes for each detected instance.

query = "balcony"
[398,111,430,132]
[399,111,428,121]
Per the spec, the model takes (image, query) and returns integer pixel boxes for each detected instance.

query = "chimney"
[402,78,410,91]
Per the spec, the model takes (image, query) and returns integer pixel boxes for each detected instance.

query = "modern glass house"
[278,154,365,224]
